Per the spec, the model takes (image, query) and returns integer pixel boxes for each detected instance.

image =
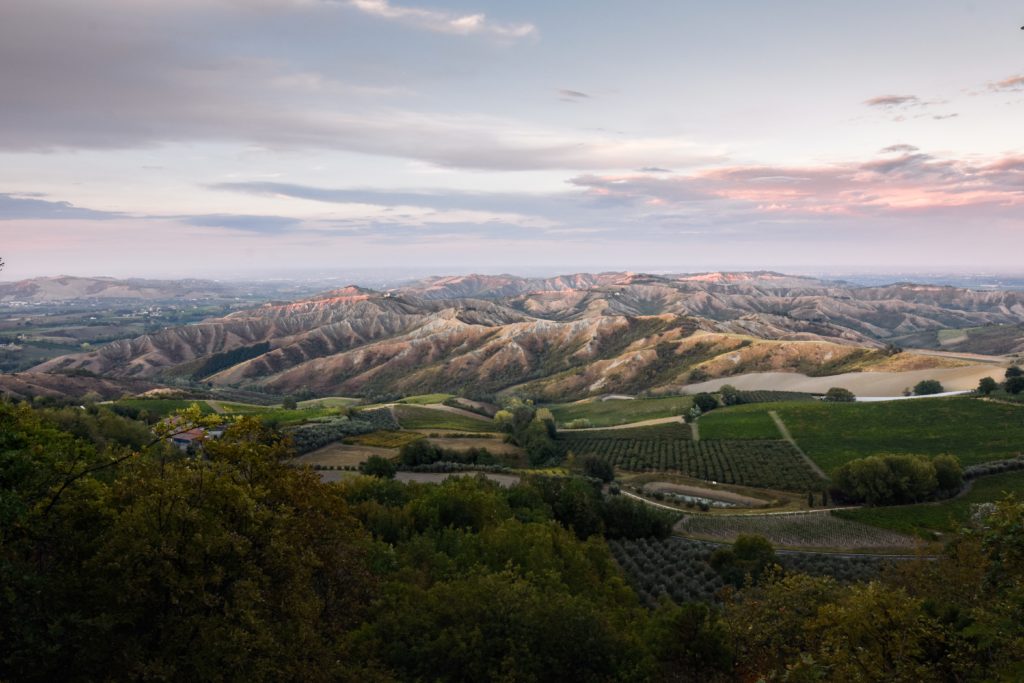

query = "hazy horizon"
[2,1,1023,280]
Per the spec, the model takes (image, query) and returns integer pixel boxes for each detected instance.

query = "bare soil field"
[685,364,1002,396]
[426,437,524,456]
[293,443,395,467]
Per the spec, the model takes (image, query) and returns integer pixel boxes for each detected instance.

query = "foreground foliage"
[2,399,1024,681]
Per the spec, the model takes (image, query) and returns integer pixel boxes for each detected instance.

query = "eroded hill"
[29,272,1022,400]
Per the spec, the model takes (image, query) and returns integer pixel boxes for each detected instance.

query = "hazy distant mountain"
[28,271,1024,400]
[0,276,239,302]
[0,275,336,303]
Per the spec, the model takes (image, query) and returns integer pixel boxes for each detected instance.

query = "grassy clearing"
[396,393,454,405]
[677,511,921,551]
[698,408,782,440]
[394,405,497,433]
[835,470,1024,537]
[547,396,693,428]
[113,398,215,417]
[345,430,424,448]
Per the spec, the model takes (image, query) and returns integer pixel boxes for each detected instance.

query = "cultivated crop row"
[558,435,824,491]
[609,537,891,606]
[678,512,921,550]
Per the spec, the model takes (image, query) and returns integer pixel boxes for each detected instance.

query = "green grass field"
[712,398,1024,472]
[113,398,215,417]
[393,405,497,432]
[547,396,693,428]
[698,408,782,440]
[834,470,1024,538]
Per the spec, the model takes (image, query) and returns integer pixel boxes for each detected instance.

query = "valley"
[5,274,1024,681]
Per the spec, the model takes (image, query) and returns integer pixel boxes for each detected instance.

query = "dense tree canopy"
[831,453,962,505]
[824,386,856,402]
[913,379,945,395]
[977,376,999,395]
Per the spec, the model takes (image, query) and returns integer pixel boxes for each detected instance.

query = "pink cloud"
[569,150,1024,221]
[988,75,1024,92]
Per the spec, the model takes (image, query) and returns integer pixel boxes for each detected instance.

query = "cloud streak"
[864,95,922,108]
[988,74,1024,92]
[344,0,536,39]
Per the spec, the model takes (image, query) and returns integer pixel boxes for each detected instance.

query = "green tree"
[913,379,945,395]
[399,438,438,466]
[832,454,941,505]
[360,455,397,478]
[582,456,614,482]
[977,376,999,395]
[710,535,778,588]
[1005,366,1023,379]
[719,384,742,406]
[1005,375,1024,395]
[350,571,653,682]
[647,602,732,682]
[281,395,298,410]
[0,412,377,681]
[823,386,856,402]
[693,392,719,413]
[601,495,674,539]
[810,583,958,682]
[932,454,963,493]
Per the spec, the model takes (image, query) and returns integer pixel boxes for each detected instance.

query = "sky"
[1,0,1023,280]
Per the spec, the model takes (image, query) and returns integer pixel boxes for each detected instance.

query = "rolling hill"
[25,272,1022,401]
